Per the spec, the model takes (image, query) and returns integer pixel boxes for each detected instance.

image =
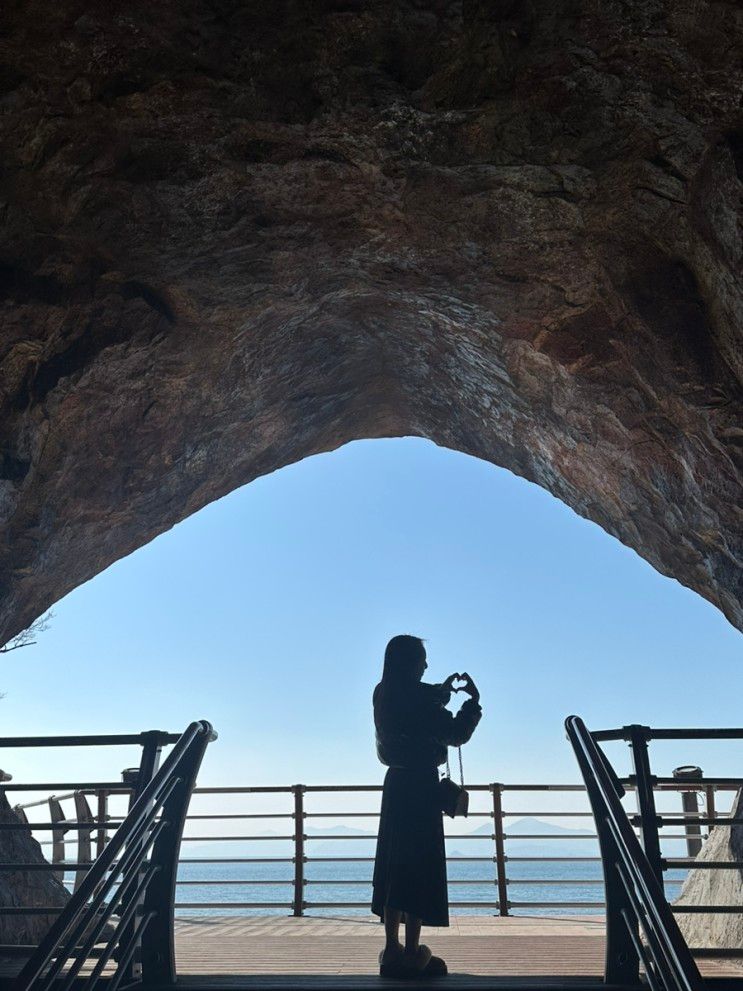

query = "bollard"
[673,765,703,858]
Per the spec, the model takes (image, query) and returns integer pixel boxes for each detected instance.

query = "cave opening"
[2,437,740,980]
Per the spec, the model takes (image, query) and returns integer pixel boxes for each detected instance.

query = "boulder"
[0,790,70,946]
[675,789,743,961]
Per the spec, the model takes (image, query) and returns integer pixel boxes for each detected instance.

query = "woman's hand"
[458,672,480,704]
[442,673,461,692]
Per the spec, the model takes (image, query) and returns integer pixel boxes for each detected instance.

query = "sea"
[173,858,688,918]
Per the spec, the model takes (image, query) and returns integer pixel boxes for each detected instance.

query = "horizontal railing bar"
[303,835,378,841]
[498,785,587,792]
[16,794,77,810]
[181,835,295,842]
[665,860,743,869]
[304,856,494,862]
[503,834,597,840]
[175,902,293,909]
[505,856,603,862]
[179,857,293,863]
[0,733,179,748]
[15,793,128,811]
[188,783,595,794]
[185,814,295,820]
[176,880,292,885]
[655,835,716,840]
[303,812,381,819]
[0,862,103,871]
[507,879,605,885]
[501,812,594,817]
[308,810,496,819]
[671,906,743,913]
[0,823,120,831]
[659,818,743,827]
[298,879,496,886]
[302,901,502,909]
[508,900,606,908]
[0,783,132,792]
[304,857,381,863]
[691,948,743,958]
[649,728,743,740]
[652,777,743,787]
[592,727,743,742]
[304,834,499,841]
[0,907,65,914]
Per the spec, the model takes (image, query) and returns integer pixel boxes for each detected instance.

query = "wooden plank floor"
[174,915,742,988]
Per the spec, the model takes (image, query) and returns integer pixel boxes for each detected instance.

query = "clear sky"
[2,437,741,801]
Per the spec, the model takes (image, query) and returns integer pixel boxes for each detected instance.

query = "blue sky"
[2,437,741,798]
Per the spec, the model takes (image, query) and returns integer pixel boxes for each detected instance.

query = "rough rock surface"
[676,791,743,958]
[0,0,742,641]
[0,790,69,944]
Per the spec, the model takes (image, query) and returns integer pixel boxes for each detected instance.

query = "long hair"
[381,634,425,686]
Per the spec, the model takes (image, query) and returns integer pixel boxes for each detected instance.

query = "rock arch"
[1,0,741,643]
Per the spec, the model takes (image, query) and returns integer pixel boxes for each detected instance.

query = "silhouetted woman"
[372,634,482,979]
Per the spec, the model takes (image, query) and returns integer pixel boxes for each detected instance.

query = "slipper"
[379,947,406,979]
[406,945,432,972]
[422,954,447,977]
[378,944,432,979]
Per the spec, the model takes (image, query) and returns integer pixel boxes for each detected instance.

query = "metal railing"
[566,716,704,991]
[0,728,178,954]
[588,724,743,962]
[12,720,216,991]
[17,777,740,921]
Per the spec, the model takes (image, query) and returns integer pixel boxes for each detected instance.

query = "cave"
[1,0,742,647]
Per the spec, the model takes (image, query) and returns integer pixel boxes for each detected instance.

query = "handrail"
[0,732,180,749]
[13,720,216,991]
[594,727,743,742]
[566,715,704,991]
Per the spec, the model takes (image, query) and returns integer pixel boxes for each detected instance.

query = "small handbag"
[439,746,469,818]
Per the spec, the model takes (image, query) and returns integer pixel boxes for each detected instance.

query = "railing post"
[292,785,305,917]
[673,766,704,858]
[96,788,109,857]
[73,792,94,892]
[122,731,168,982]
[490,784,509,916]
[627,724,664,884]
[133,731,167,803]
[140,722,215,986]
[48,796,67,882]
[705,784,717,836]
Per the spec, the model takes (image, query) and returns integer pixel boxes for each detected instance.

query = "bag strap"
[445,746,465,787]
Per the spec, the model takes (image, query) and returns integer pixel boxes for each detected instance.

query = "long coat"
[371,680,482,926]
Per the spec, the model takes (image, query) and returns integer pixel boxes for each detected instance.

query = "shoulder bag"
[439,746,469,818]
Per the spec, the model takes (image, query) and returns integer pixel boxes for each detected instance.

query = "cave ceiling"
[0,0,742,643]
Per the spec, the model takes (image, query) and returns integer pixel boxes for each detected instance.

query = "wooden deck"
[173,915,742,989]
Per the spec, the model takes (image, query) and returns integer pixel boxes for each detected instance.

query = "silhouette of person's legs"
[381,908,431,972]
[404,915,422,954]
[383,908,403,958]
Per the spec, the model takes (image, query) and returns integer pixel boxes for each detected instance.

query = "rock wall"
[0,0,741,640]
[0,791,70,945]
[675,790,743,956]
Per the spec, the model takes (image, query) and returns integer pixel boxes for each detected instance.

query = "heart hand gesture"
[456,672,480,704]
[442,672,480,703]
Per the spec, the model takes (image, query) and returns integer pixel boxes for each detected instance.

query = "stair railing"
[565,715,704,991]
[14,720,216,991]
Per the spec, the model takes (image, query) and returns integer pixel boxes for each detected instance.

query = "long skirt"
[371,765,449,927]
